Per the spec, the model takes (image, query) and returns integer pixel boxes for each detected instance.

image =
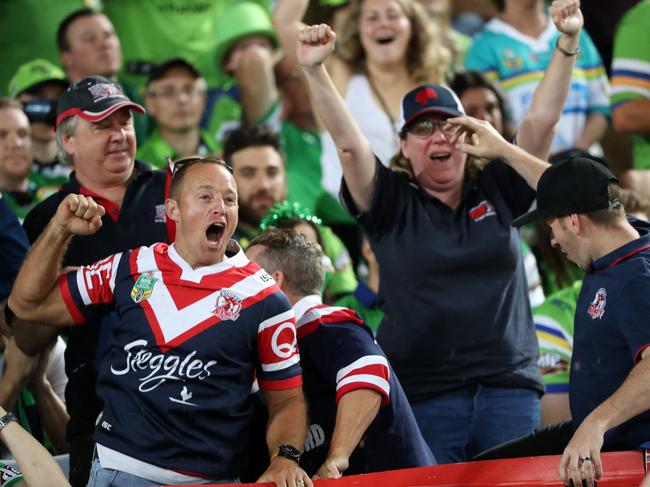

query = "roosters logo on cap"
[415,87,438,105]
[88,83,122,101]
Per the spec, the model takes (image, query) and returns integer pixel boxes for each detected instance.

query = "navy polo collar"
[591,220,650,271]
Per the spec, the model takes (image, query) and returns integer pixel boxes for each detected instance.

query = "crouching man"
[247,228,436,478]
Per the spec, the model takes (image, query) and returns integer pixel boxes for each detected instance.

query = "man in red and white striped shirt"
[9,157,312,487]
[247,229,436,479]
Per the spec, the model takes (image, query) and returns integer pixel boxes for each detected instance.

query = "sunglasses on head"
[166,155,233,180]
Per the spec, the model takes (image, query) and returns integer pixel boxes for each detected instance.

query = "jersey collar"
[293,294,322,322]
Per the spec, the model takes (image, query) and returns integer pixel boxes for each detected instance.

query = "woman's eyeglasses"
[407,119,456,139]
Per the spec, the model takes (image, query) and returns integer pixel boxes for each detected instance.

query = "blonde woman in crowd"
[274,0,451,198]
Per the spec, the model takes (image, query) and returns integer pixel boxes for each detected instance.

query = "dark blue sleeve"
[340,158,412,238]
[0,197,29,301]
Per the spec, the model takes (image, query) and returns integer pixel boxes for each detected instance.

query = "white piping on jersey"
[167,242,248,283]
[336,355,390,383]
[134,246,277,344]
[337,374,390,397]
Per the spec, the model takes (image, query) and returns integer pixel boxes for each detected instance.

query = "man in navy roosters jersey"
[247,229,435,479]
[476,156,650,487]
[8,158,313,487]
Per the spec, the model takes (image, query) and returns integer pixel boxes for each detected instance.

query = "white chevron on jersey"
[133,245,277,345]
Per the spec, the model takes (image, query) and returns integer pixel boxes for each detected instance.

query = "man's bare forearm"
[328,389,381,461]
[266,390,308,456]
[30,379,69,453]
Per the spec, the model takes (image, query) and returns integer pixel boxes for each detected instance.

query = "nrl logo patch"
[213,290,242,321]
[587,288,607,320]
[131,272,158,303]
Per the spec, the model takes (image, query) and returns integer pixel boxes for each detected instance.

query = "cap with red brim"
[56,75,145,127]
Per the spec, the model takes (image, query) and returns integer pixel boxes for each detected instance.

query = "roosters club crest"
[587,288,607,320]
[213,290,242,321]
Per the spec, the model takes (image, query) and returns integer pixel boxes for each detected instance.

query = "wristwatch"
[277,444,302,463]
[0,412,17,432]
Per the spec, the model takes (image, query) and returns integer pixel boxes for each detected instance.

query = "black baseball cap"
[146,58,201,86]
[512,156,619,227]
[56,75,144,127]
[398,84,465,132]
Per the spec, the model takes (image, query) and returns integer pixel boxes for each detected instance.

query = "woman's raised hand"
[297,24,336,68]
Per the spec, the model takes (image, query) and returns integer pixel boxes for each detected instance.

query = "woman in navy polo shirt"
[295,0,585,464]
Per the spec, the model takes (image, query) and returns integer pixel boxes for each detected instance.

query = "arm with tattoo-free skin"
[0,404,70,487]
[8,194,105,326]
[313,389,382,479]
[517,0,584,159]
[559,348,650,487]
[258,387,313,487]
[297,25,376,213]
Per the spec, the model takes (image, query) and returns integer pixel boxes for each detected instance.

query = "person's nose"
[110,126,127,142]
[550,236,558,248]
[7,132,23,149]
[431,127,449,143]
[211,197,226,214]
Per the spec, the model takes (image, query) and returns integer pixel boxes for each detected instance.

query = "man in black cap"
[475,157,650,487]
[15,75,168,487]
[137,58,218,168]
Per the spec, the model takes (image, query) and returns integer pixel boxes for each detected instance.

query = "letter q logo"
[271,322,298,359]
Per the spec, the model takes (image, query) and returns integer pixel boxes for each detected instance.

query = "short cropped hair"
[57,8,99,52]
[222,125,283,165]
[584,183,626,226]
[169,156,233,200]
[249,228,324,296]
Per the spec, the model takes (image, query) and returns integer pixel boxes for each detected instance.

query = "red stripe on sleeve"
[336,381,390,406]
[57,274,86,325]
[258,374,303,391]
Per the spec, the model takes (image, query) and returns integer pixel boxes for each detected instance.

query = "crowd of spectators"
[1,0,650,486]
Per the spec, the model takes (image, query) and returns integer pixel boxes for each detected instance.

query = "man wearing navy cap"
[477,157,650,487]
[16,75,168,487]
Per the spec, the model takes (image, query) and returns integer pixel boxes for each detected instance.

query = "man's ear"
[568,213,585,235]
[165,198,180,223]
[61,129,76,157]
[272,270,285,289]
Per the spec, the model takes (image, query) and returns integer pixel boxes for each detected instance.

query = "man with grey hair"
[18,75,168,487]
[246,229,435,479]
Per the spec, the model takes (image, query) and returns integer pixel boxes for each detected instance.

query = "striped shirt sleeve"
[256,294,303,391]
[58,252,123,325]
[308,320,391,406]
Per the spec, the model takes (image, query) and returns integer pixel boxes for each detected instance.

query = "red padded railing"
[171,451,646,487]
